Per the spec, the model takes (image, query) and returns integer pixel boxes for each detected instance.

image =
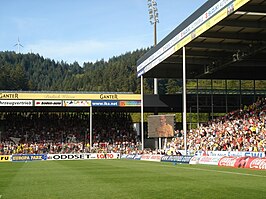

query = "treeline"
[0,50,149,92]
[0,50,265,93]
[0,50,185,94]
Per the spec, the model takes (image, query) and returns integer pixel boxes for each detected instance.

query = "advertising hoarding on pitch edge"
[161,156,192,164]
[0,155,11,162]
[218,156,266,170]
[47,153,120,160]
[12,154,47,161]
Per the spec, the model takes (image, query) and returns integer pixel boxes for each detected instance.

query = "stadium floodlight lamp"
[147,0,159,94]
[147,0,159,25]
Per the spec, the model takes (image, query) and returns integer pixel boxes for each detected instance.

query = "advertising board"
[0,100,33,106]
[12,154,47,161]
[161,155,192,164]
[35,100,62,106]
[0,155,11,162]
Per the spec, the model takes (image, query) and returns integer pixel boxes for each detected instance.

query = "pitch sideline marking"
[171,164,266,178]
[134,161,266,178]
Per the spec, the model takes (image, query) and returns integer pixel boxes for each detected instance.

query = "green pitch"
[0,160,265,199]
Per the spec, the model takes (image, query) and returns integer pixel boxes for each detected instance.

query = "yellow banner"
[0,155,11,162]
[175,0,251,52]
[234,0,250,10]
[0,92,141,100]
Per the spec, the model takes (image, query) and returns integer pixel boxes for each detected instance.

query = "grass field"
[0,159,266,199]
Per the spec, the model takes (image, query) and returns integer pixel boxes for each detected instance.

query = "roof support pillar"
[141,75,144,150]
[197,79,199,128]
[211,79,214,120]
[89,106,93,152]
[239,80,242,109]
[254,80,256,103]
[182,47,187,155]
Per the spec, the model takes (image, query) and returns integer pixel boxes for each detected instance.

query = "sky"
[0,0,207,65]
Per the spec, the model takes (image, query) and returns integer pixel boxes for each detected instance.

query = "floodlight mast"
[147,0,159,94]
[147,0,161,152]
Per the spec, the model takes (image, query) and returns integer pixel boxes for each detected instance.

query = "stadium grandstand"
[0,91,142,155]
[1,0,266,157]
[137,0,266,155]
[1,1,266,198]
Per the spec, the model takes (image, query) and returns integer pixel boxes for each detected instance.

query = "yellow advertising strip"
[0,92,141,100]
[0,155,11,162]
[175,0,251,53]
[234,0,250,10]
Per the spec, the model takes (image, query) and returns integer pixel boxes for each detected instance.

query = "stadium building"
[137,0,266,150]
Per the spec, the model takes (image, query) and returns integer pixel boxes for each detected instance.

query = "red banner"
[218,157,238,167]
[248,158,266,170]
[218,157,266,170]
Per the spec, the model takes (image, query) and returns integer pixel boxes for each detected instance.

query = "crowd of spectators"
[168,97,266,154]
[0,112,140,155]
[1,97,266,156]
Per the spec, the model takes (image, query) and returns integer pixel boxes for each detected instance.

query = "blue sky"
[0,0,206,65]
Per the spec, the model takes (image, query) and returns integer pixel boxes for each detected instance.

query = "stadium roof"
[137,0,266,80]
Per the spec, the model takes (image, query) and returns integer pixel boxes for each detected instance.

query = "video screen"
[148,114,175,138]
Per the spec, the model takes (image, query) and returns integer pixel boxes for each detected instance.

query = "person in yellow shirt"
[156,115,174,137]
